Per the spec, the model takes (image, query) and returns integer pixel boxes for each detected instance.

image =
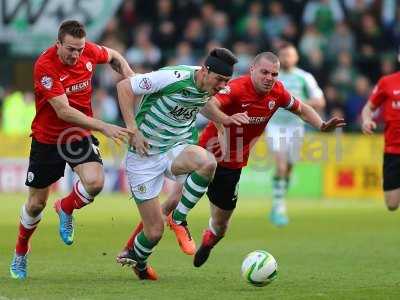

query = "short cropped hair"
[252,52,279,65]
[58,20,86,43]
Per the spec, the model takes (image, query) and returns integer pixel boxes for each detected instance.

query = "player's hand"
[320,117,346,132]
[129,129,149,156]
[101,123,132,144]
[361,119,377,134]
[223,112,250,126]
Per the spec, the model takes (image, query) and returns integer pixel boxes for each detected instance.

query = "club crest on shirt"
[218,86,231,95]
[41,76,53,90]
[86,61,93,72]
[268,100,275,110]
[139,78,152,90]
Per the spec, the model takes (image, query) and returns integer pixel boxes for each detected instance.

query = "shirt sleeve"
[369,78,386,108]
[129,69,191,95]
[34,63,65,101]
[275,82,300,111]
[279,84,301,112]
[304,72,324,99]
[86,42,109,64]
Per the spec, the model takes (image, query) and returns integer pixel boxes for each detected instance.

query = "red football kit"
[199,75,301,169]
[369,72,400,154]
[31,41,109,144]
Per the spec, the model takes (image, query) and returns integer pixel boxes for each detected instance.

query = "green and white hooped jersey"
[129,65,209,155]
[269,67,323,126]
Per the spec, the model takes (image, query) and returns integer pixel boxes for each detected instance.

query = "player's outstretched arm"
[361,101,377,135]
[116,78,149,156]
[306,96,325,111]
[106,47,135,78]
[49,94,133,144]
[293,102,346,132]
[201,97,249,126]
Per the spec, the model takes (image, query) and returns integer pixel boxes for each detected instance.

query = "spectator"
[345,76,371,131]
[1,90,35,135]
[209,11,231,45]
[92,88,120,125]
[264,1,291,41]
[182,18,207,54]
[151,0,178,55]
[302,0,344,36]
[232,41,252,76]
[299,25,327,61]
[330,51,359,97]
[327,22,356,60]
[356,14,385,82]
[171,41,197,66]
[125,24,162,69]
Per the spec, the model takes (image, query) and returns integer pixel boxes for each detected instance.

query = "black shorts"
[206,165,242,211]
[383,153,400,191]
[25,135,102,189]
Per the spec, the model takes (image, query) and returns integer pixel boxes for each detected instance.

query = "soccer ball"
[241,250,278,287]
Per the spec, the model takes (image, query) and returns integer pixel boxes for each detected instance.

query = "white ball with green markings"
[241,250,278,287]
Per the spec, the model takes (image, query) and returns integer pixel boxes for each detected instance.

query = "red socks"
[61,181,93,214]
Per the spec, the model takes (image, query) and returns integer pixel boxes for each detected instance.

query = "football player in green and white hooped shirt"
[115,48,249,280]
[265,42,325,227]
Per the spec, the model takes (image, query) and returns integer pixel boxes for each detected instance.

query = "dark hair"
[209,48,238,66]
[58,20,86,43]
[278,41,295,51]
[253,52,279,65]
[205,48,238,76]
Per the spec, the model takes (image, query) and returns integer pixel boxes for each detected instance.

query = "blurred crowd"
[1,0,399,134]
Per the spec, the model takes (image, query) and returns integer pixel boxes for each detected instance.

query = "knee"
[387,204,399,211]
[385,195,400,211]
[26,200,46,216]
[82,176,104,197]
[199,156,217,176]
[276,165,287,177]
[145,223,164,242]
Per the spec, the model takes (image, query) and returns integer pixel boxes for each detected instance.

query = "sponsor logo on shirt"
[248,116,267,124]
[41,76,53,90]
[65,80,90,94]
[169,105,199,121]
[393,90,400,95]
[86,61,92,72]
[174,70,181,78]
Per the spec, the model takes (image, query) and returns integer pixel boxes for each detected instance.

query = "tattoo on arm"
[110,58,123,75]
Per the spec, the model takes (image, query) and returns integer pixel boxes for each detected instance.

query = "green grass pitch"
[1,193,400,299]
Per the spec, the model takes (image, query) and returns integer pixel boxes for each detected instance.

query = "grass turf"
[1,193,399,300]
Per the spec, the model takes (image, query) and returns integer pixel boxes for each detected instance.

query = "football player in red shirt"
[121,52,345,268]
[10,20,134,279]
[361,64,400,211]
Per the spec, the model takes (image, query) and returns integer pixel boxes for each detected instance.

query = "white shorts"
[126,144,189,202]
[265,124,304,163]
